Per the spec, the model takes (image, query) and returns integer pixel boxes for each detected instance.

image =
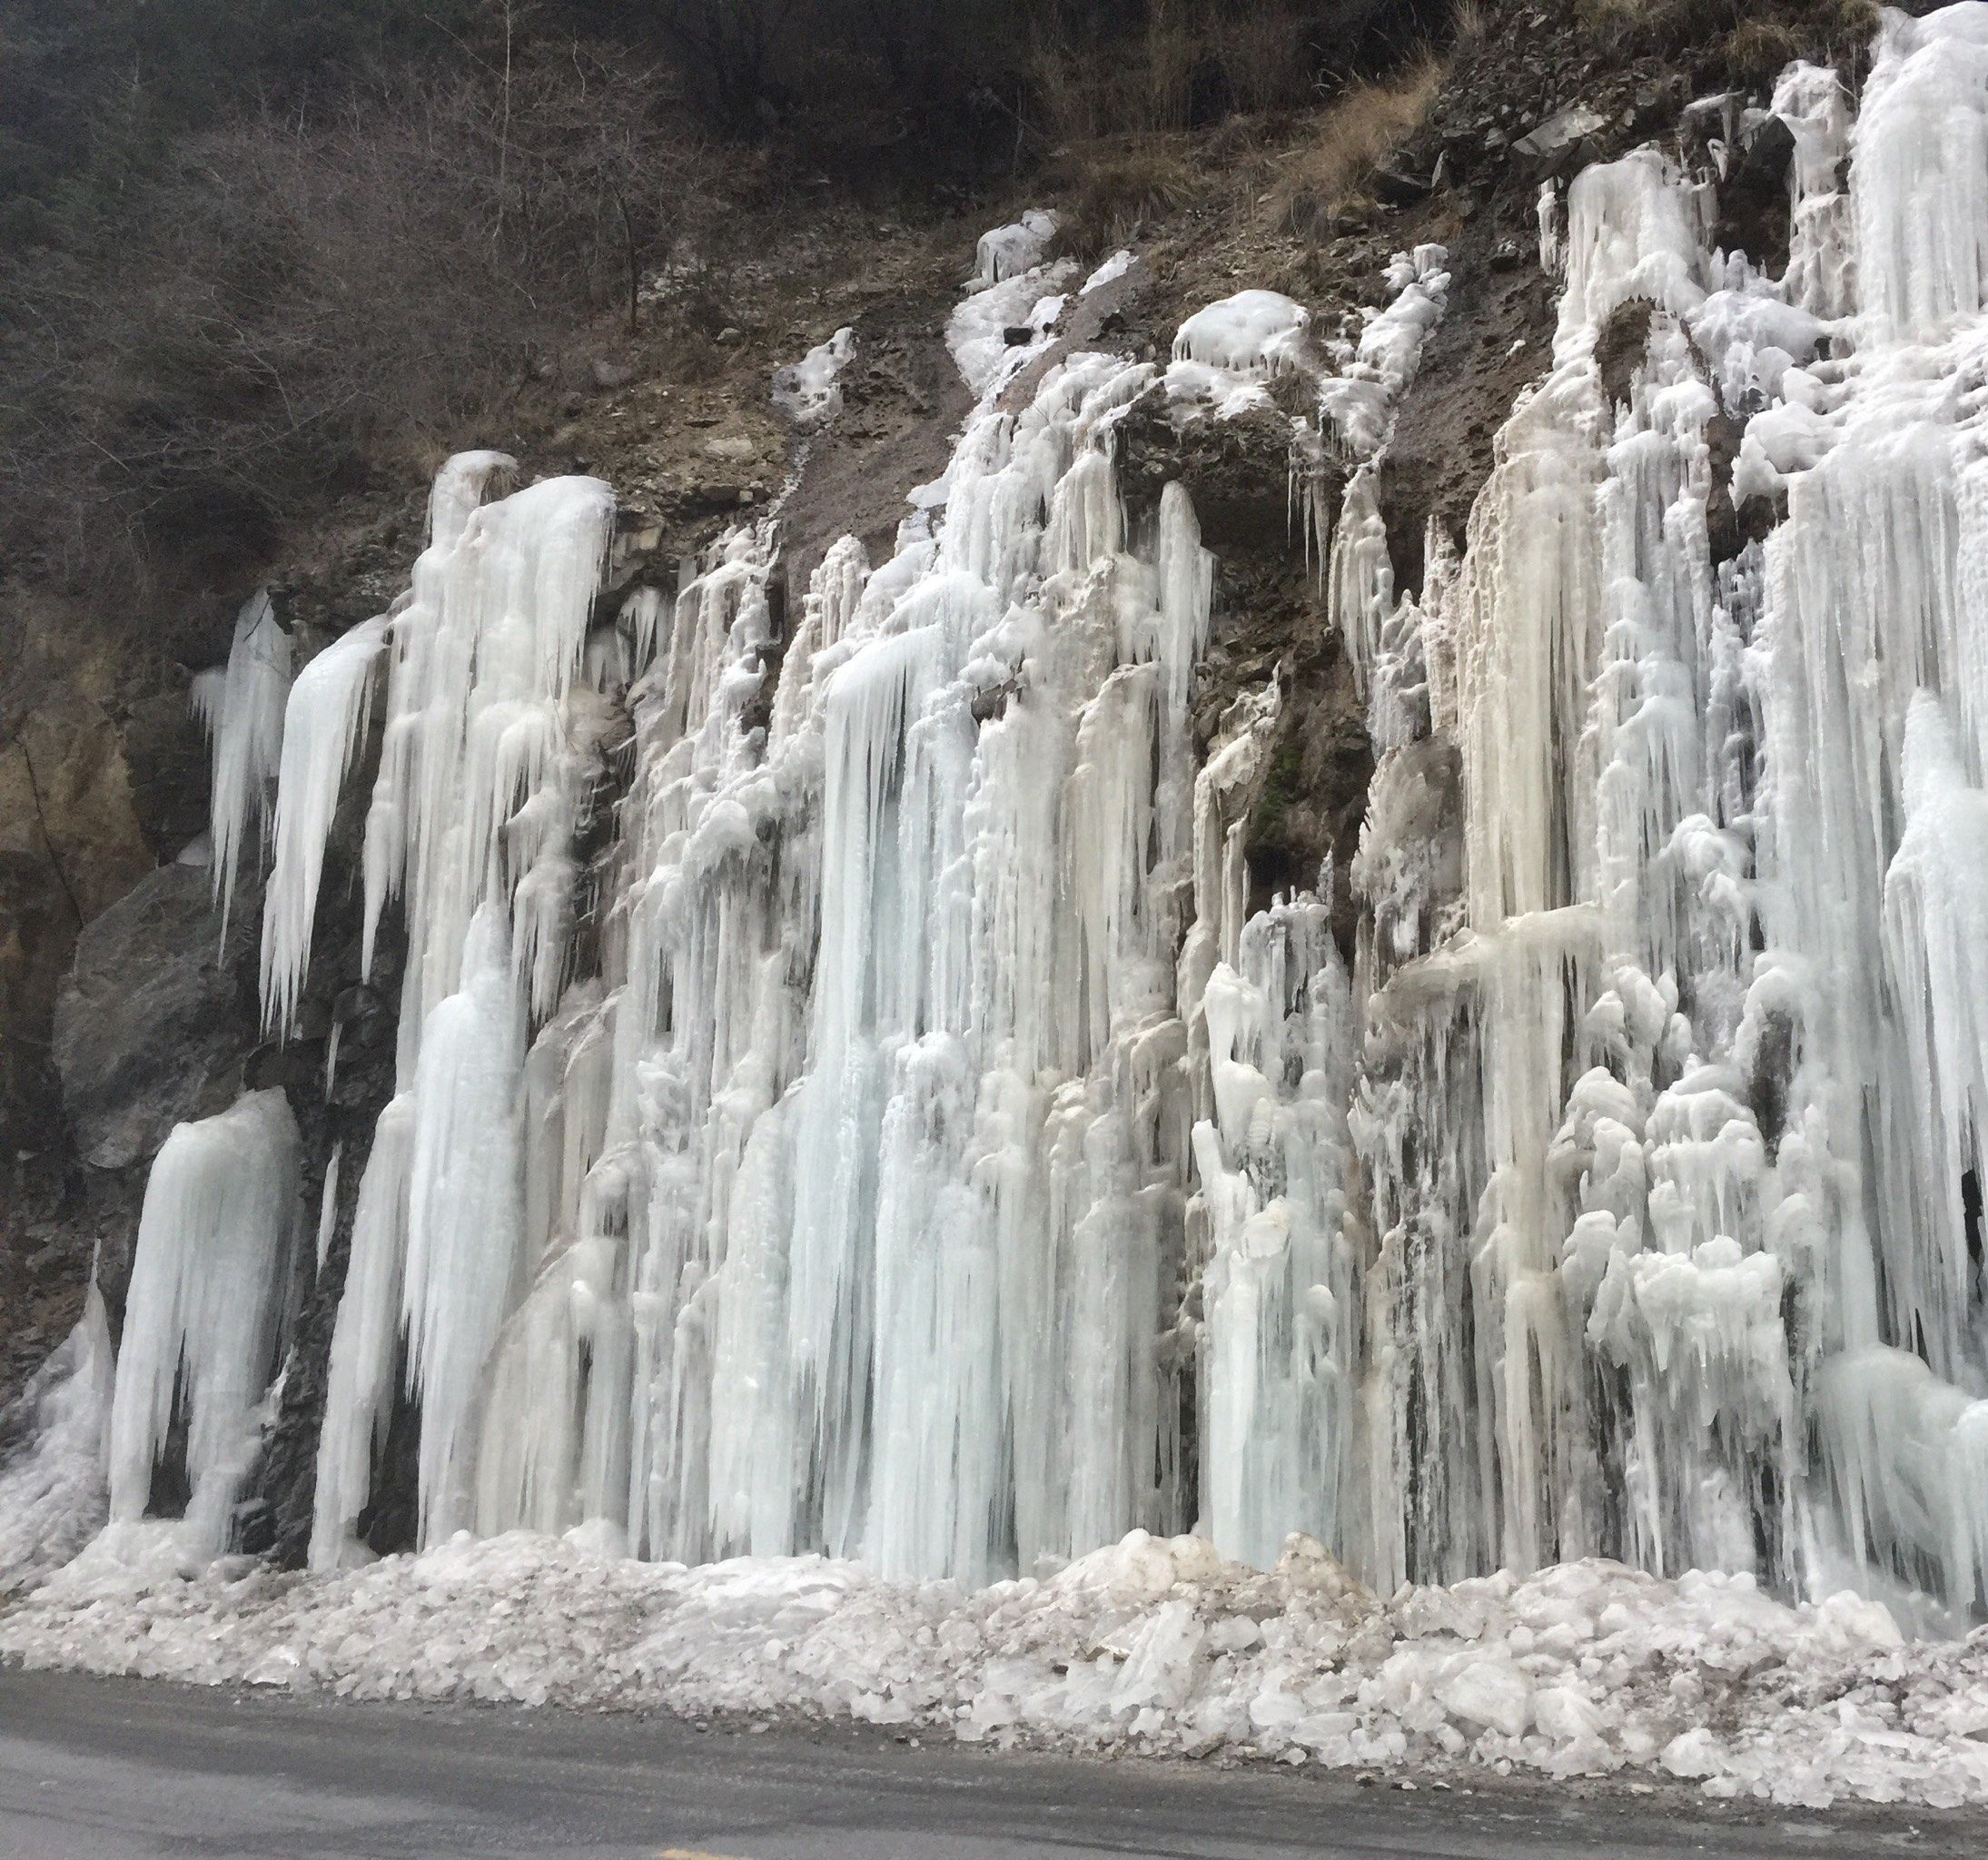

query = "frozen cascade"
[105,1089,302,1559]
[47,3,1988,1654]
[1194,898,1358,1568]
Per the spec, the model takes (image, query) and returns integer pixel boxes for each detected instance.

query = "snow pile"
[8,1528,1988,1808]
[0,1290,114,1598]
[773,326,856,427]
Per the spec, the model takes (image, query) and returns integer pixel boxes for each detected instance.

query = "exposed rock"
[53,863,257,1172]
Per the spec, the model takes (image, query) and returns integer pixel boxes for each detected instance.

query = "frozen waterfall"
[85,4,1988,1628]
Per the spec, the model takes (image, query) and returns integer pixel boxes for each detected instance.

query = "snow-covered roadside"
[6,1525,1987,1811]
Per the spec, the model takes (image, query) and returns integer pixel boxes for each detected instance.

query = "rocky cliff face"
[0,0,1882,1552]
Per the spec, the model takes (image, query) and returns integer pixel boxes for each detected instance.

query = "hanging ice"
[63,5,1988,1629]
[198,589,292,934]
[105,1089,301,1559]
[261,615,390,1034]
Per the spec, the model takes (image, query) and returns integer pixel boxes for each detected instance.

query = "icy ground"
[5,1526,1987,1812]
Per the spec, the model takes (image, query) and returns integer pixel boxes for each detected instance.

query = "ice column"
[106,1090,301,1558]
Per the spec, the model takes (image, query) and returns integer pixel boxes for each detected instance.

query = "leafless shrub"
[0,40,717,599]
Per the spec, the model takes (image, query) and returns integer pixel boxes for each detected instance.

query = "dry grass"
[1031,0,1331,144]
[1049,135,1203,260]
[1578,0,1881,76]
[1272,57,1446,239]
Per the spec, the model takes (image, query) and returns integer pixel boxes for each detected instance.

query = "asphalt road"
[0,1666,1973,1859]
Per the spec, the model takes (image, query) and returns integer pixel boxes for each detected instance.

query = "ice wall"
[80,5,1988,1617]
[1335,6,1988,1612]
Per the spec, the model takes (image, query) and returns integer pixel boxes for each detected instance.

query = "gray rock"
[54,863,256,1170]
[1511,104,1608,176]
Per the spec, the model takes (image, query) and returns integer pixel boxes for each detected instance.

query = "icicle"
[106,1089,301,1559]
[1196,898,1358,1568]
[401,905,525,1546]
[308,1095,413,1572]
[203,590,292,936]
[260,616,390,1035]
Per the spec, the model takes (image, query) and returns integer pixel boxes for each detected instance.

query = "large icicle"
[261,615,391,1034]
[105,1090,301,1559]
[202,590,292,934]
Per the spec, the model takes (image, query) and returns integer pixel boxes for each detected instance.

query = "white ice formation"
[106,1089,301,1560]
[773,326,856,428]
[261,615,390,1034]
[0,1285,114,1597]
[970,207,1060,288]
[28,3,1988,1802]
[195,589,292,934]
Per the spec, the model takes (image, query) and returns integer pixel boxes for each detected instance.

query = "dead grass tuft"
[1272,58,1446,240]
[1049,135,1203,260]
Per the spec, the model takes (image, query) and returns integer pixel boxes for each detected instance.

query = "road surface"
[0,1666,1973,1858]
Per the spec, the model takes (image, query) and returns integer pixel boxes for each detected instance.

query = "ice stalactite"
[361,468,616,1051]
[106,1089,301,1559]
[261,615,390,1035]
[309,1096,412,1570]
[200,589,292,935]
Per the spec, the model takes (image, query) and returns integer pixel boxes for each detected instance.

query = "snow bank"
[6,1528,1988,1809]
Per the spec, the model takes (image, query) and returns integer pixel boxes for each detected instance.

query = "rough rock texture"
[54,864,258,1172]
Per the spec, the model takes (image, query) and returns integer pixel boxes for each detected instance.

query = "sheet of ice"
[945,264,1071,398]
[969,208,1058,288]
